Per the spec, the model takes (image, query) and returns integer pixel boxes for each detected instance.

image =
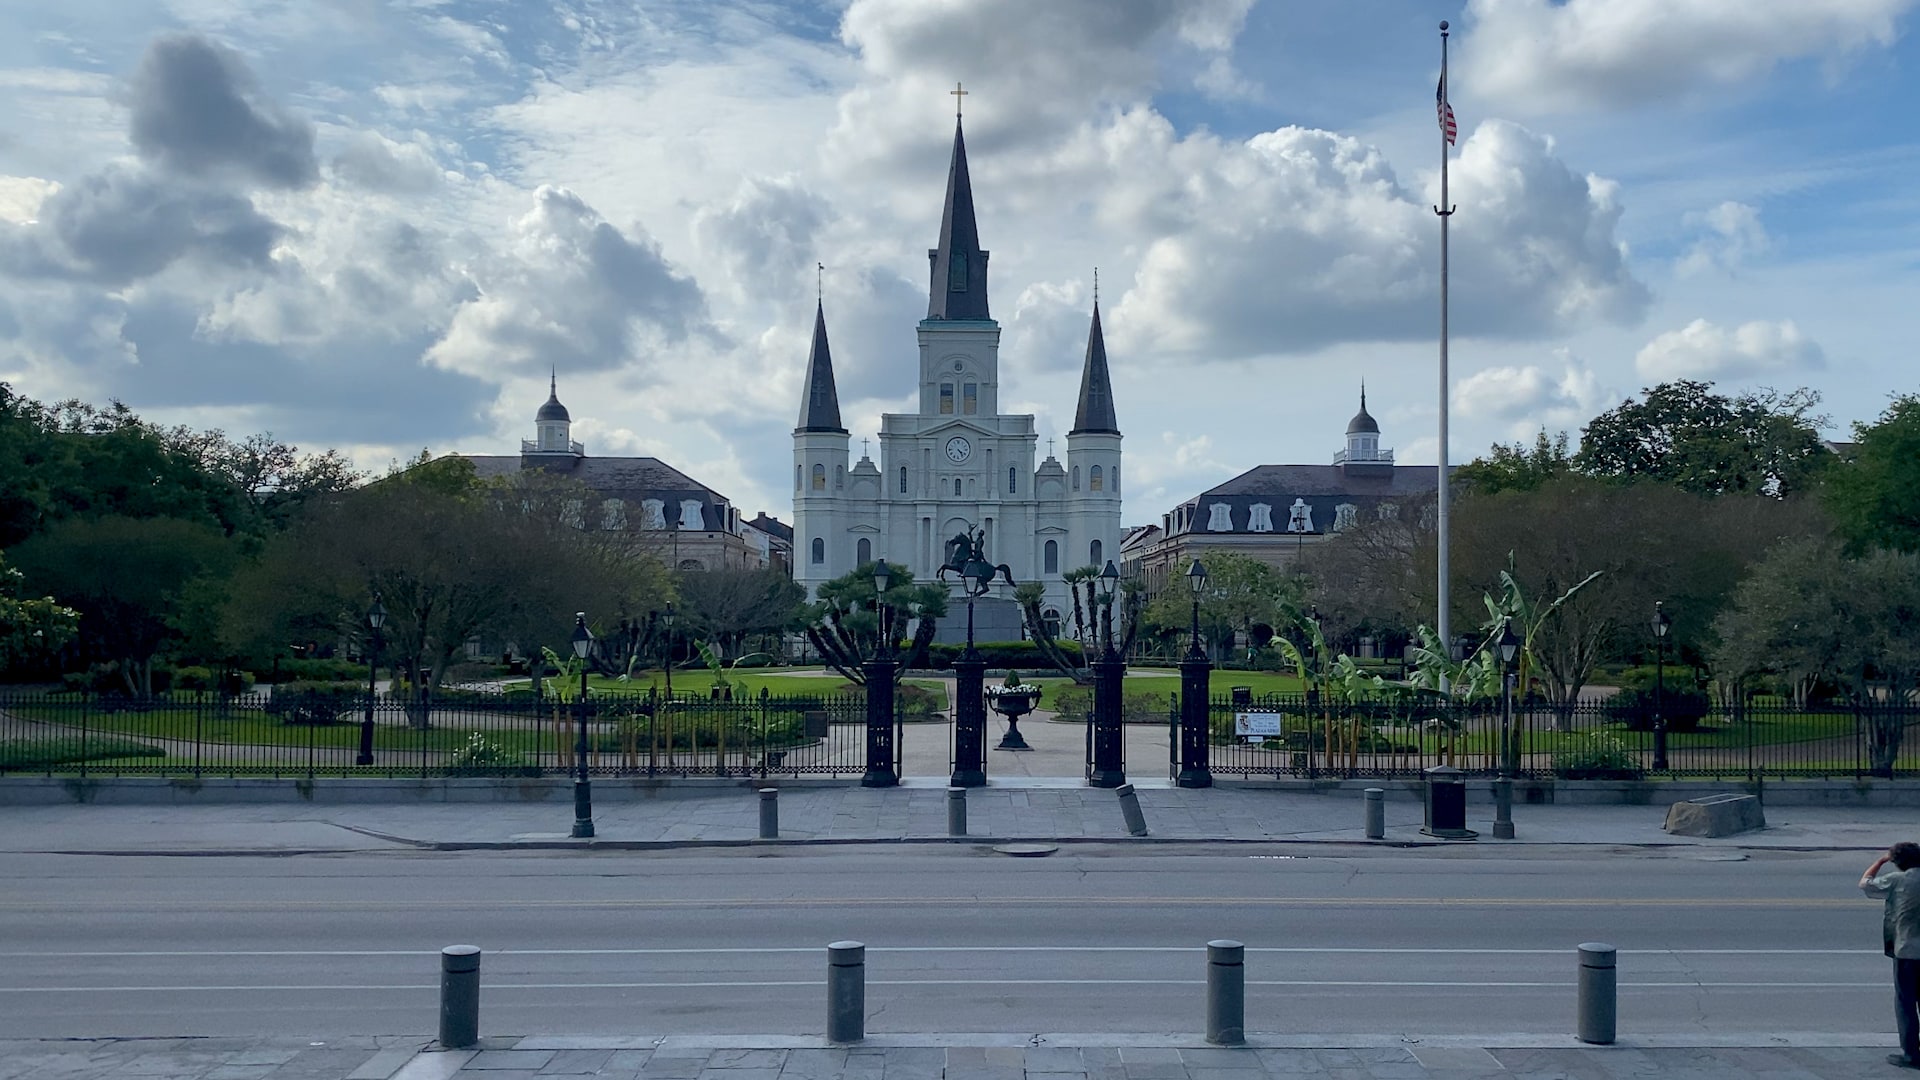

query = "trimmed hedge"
[1607,686,1711,732]
[923,641,1083,670]
[263,681,363,725]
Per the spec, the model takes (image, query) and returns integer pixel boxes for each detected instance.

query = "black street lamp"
[1493,616,1521,839]
[355,596,387,766]
[1651,601,1671,772]
[661,602,676,773]
[950,552,994,787]
[570,612,595,839]
[862,560,900,787]
[1088,559,1127,788]
[1177,559,1213,788]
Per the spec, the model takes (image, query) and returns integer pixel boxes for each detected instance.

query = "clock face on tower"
[944,436,972,464]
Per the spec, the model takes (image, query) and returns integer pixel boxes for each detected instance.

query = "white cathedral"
[790,112,1122,624]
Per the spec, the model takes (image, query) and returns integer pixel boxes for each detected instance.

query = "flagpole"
[1435,20,1455,681]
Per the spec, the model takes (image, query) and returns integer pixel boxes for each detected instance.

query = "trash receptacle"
[1422,765,1477,840]
[1230,686,1253,708]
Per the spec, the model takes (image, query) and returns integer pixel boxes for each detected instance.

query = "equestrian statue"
[938,526,1016,596]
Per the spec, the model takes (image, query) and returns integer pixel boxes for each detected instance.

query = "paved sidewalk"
[1,785,1915,856]
[0,1034,1908,1079]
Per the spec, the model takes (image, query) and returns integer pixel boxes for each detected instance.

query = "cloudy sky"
[2,0,1916,525]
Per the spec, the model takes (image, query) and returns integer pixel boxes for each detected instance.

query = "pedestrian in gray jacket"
[1863,842,1920,1069]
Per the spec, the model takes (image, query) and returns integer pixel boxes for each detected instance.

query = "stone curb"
[22,831,1890,858]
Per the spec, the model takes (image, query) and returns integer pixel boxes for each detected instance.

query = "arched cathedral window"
[857,538,871,564]
[900,467,908,493]
[1072,467,1080,491]
[810,538,825,564]
[1090,539,1103,566]
[1044,540,1058,574]
[811,464,825,491]
[1090,465,1103,492]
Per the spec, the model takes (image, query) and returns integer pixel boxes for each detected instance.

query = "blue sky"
[0,0,1915,523]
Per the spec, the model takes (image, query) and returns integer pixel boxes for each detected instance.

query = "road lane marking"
[0,980,1886,992]
[0,947,1882,958]
[0,896,1863,911]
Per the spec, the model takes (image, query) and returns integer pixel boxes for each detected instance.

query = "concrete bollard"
[1363,787,1385,840]
[1576,942,1617,1045]
[1206,939,1246,1045]
[827,940,866,1042]
[947,786,967,837]
[1116,783,1149,837]
[438,945,481,1049]
[759,787,779,839]
[1492,778,1515,840]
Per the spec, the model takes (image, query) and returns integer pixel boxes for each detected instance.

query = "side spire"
[1069,301,1119,435]
[926,112,990,320]
[796,301,846,434]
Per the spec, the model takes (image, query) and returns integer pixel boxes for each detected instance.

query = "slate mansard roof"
[464,454,735,532]
[1167,464,1442,537]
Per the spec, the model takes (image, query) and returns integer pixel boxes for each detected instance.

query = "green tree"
[1143,551,1299,657]
[1455,430,1573,495]
[0,551,79,676]
[227,457,669,723]
[1823,393,1920,554]
[11,516,238,696]
[675,568,806,657]
[1711,539,1920,775]
[1575,380,1829,497]
[803,562,944,683]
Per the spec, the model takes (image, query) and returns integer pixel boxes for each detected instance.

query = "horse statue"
[938,526,1016,595]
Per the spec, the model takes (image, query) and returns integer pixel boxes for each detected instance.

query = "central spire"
[926,114,990,320]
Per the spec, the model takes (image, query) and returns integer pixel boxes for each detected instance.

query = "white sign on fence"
[1234,711,1282,739]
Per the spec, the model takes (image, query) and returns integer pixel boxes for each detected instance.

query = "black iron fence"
[0,689,877,780]
[1194,693,1920,780]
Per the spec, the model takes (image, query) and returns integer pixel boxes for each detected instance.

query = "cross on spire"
[862,437,870,458]
[1092,267,1099,306]
[1047,437,1055,458]
[950,81,967,118]
[816,261,823,303]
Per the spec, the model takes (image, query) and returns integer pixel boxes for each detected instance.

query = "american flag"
[1436,75,1457,145]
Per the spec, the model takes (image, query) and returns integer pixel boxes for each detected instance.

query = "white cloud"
[1454,350,1610,438]
[423,185,713,382]
[1676,201,1769,276]
[1462,0,1916,113]
[1109,118,1647,359]
[0,176,59,224]
[1634,318,1825,381]
[829,0,1251,168]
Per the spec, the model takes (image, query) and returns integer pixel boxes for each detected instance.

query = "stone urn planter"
[986,683,1042,751]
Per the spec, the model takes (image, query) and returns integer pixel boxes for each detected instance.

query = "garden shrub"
[1607,686,1711,731]
[1552,731,1645,780]
[923,641,1083,670]
[445,732,539,776]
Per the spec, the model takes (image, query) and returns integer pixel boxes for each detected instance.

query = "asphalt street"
[0,844,1893,1042]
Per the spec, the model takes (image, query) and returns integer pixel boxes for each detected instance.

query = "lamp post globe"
[1186,559,1208,655]
[570,612,595,838]
[355,596,387,766]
